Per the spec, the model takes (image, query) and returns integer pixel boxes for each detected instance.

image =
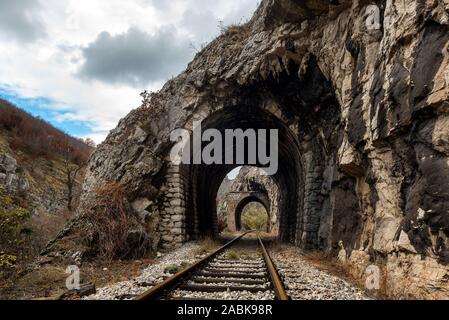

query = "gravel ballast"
[84,243,202,300]
[83,242,370,300]
[271,246,369,300]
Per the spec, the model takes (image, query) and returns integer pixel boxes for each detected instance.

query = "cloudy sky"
[0,0,260,143]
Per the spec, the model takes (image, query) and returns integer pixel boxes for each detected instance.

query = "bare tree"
[83,138,96,148]
[61,139,87,211]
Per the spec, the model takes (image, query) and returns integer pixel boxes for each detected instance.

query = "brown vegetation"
[194,236,220,256]
[0,99,93,164]
[241,203,268,231]
[0,99,95,212]
[0,99,97,298]
[218,20,251,38]
[0,186,74,297]
[0,258,154,299]
[86,182,135,260]
[0,187,32,278]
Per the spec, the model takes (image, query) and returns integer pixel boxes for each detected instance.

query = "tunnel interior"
[236,199,270,232]
[180,105,302,242]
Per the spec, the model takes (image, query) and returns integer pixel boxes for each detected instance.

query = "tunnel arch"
[234,194,270,232]
[179,102,304,243]
[160,56,342,249]
[218,167,279,233]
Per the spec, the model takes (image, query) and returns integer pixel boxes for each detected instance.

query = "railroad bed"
[136,232,289,301]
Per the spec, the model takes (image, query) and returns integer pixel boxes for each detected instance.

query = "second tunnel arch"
[218,166,280,233]
[232,193,271,232]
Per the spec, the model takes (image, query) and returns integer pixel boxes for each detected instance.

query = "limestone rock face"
[0,153,28,193]
[0,149,76,216]
[48,0,449,298]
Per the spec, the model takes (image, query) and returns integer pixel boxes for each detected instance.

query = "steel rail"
[135,231,254,300]
[257,235,290,300]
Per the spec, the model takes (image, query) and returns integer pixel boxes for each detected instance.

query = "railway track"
[136,232,289,300]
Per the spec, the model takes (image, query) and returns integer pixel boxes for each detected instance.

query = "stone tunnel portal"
[160,58,341,250]
[177,105,303,244]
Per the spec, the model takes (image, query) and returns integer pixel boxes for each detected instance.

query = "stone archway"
[227,192,270,232]
[175,103,306,244]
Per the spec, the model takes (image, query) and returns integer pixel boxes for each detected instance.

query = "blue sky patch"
[0,84,93,138]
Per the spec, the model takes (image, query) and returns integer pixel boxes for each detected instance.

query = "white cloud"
[80,133,109,145]
[0,0,46,43]
[0,0,260,143]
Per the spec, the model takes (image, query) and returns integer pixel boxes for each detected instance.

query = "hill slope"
[0,98,94,295]
[0,98,94,211]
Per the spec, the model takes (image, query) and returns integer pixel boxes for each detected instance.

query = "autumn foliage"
[0,99,93,164]
[88,182,133,259]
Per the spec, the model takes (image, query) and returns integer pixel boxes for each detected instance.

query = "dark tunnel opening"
[180,105,303,243]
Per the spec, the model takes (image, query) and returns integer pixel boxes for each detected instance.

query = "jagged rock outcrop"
[0,134,83,216]
[0,153,28,194]
[48,0,449,299]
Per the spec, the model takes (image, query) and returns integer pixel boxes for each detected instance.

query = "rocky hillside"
[0,99,93,214]
[0,99,94,290]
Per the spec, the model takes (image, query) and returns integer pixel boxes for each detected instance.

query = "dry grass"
[29,210,74,249]
[224,249,240,260]
[81,258,154,288]
[223,249,260,261]
[224,25,246,35]
[220,22,251,37]
[164,262,191,275]
[194,237,220,256]
[0,258,154,300]
[87,182,136,260]
[1,265,69,300]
